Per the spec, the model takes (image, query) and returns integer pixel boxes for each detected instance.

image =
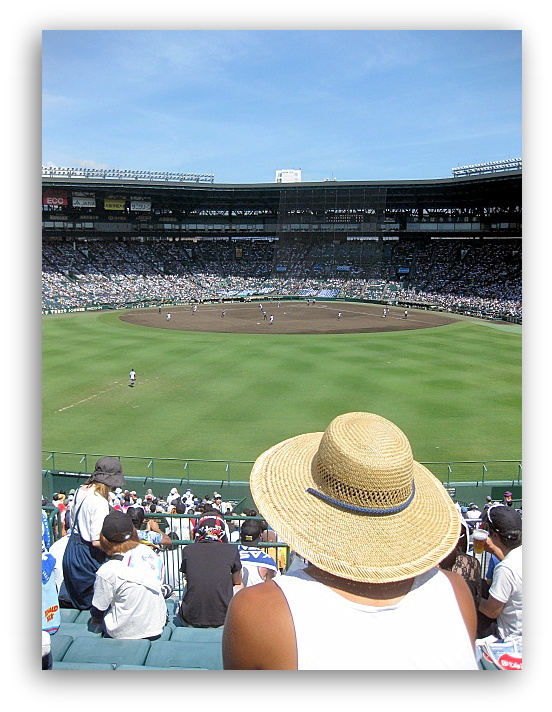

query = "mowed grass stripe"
[42,310,521,471]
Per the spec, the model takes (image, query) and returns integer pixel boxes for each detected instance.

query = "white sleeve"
[92,566,116,612]
[489,564,515,604]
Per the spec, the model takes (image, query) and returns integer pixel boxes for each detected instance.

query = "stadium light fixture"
[42,166,215,184]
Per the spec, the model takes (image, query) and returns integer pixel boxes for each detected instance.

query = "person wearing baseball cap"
[90,510,167,640]
[59,457,126,610]
[479,505,522,639]
[223,412,478,670]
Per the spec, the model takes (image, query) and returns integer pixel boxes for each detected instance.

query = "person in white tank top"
[223,412,478,670]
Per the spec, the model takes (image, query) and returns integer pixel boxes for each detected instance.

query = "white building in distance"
[275,169,302,183]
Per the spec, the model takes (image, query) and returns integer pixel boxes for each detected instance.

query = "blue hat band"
[305,482,416,515]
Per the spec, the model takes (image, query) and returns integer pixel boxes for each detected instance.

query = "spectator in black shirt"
[179,512,242,627]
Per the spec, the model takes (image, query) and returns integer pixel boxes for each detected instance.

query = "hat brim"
[92,472,126,488]
[250,431,461,583]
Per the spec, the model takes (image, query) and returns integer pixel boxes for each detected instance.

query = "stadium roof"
[43,170,521,215]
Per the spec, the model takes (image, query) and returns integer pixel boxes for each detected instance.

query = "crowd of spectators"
[43,479,288,592]
[42,237,521,320]
[42,465,521,669]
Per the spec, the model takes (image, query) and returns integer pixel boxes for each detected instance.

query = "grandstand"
[42,167,521,321]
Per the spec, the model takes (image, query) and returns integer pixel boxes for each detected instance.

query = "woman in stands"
[59,457,126,610]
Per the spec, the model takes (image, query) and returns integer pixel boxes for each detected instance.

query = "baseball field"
[42,300,521,482]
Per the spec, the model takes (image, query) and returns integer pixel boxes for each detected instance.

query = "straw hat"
[250,412,461,584]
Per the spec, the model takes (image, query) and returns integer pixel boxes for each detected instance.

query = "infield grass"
[42,307,521,477]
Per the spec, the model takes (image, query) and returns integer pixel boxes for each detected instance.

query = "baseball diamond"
[120,301,458,334]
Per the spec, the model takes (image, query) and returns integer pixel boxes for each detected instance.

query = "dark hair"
[439,547,459,572]
[127,507,145,529]
[488,521,522,549]
[173,500,186,514]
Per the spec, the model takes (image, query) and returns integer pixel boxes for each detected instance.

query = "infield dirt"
[120,300,458,335]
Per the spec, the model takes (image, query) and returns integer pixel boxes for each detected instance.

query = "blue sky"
[42,30,521,184]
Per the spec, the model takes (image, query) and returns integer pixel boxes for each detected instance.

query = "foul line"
[56,380,148,412]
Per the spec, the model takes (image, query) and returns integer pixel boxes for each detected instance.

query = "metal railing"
[42,451,255,486]
[42,451,522,489]
[42,507,290,597]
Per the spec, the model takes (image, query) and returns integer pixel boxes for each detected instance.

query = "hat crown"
[312,413,414,511]
[92,456,125,488]
[101,509,134,542]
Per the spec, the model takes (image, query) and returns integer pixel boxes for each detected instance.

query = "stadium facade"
[42,169,521,244]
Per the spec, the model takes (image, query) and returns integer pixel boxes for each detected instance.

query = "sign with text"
[43,190,68,207]
[104,198,126,211]
[72,196,96,208]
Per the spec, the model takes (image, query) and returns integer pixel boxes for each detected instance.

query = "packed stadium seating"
[42,237,521,321]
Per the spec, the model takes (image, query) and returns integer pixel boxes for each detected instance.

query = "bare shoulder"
[223,580,297,670]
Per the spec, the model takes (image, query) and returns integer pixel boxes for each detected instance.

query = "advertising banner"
[43,190,68,207]
[104,198,126,210]
[130,200,151,211]
[72,196,96,208]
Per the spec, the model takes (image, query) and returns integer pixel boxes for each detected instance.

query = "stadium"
[42,160,522,669]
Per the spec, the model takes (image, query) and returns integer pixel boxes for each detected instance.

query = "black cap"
[485,505,522,537]
[101,510,134,542]
[240,519,263,543]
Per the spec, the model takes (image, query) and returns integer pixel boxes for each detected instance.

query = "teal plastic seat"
[158,623,174,640]
[145,640,223,670]
[115,664,208,670]
[59,608,81,623]
[53,661,115,670]
[57,621,103,638]
[74,610,93,624]
[170,626,223,643]
[62,637,151,667]
[50,634,74,661]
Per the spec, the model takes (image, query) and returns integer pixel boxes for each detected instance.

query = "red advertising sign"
[43,190,68,207]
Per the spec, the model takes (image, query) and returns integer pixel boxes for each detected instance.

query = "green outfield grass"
[42,307,521,478]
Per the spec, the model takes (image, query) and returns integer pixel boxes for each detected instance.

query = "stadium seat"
[170,626,223,643]
[61,637,151,667]
[74,609,93,624]
[57,621,103,638]
[50,634,74,661]
[158,623,174,640]
[144,640,223,670]
[115,664,208,671]
[59,608,81,623]
[53,661,115,670]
